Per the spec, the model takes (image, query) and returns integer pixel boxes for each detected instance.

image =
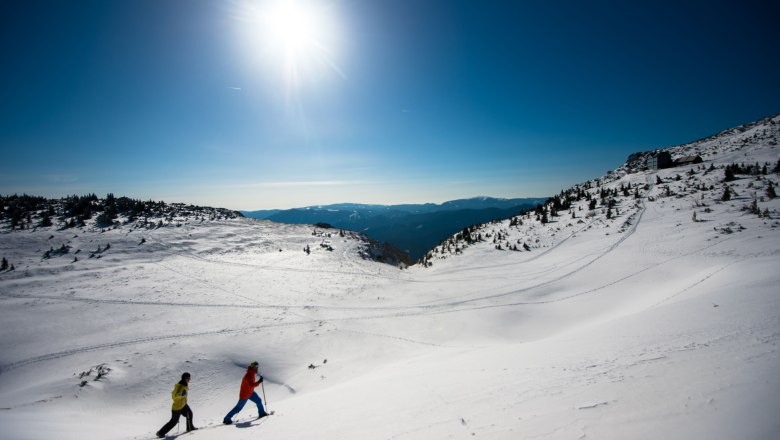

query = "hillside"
[0,115,779,440]
[420,114,780,268]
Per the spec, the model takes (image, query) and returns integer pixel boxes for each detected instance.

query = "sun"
[266,2,321,57]
[236,0,343,89]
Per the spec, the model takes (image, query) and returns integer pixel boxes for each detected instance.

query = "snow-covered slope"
[1,115,779,440]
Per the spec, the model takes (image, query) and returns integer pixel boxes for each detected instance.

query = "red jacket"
[239,368,261,400]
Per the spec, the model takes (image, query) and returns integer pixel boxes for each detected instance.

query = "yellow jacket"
[171,382,188,411]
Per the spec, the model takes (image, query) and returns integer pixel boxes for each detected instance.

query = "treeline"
[0,193,242,230]
[530,178,641,224]
[723,159,780,182]
[720,160,779,202]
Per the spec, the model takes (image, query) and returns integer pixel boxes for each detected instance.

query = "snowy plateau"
[1,115,779,440]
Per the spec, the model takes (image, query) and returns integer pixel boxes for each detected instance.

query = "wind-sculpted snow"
[0,115,779,439]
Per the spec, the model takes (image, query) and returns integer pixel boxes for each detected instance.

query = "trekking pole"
[261,380,269,412]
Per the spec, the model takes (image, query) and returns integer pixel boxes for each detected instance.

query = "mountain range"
[242,197,547,260]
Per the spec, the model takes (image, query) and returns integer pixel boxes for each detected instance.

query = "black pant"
[157,405,194,435]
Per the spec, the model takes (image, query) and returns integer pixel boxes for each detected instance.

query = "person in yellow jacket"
[156,372,197,438]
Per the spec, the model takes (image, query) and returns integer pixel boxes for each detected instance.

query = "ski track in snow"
[331,328,452,348]
[648,257,745,308]
[0,319,319,373]
[0,307,460,373]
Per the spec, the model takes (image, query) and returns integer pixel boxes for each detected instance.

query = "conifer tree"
[1,257,8,271]
[724,165,736,182]
[39,214,53,227]
[749,199,760,215]
[767,181,777,199]
[721,186,732,201]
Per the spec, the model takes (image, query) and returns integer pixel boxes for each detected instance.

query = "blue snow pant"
[223,391,266,422]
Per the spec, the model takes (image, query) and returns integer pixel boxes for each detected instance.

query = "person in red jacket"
[222,361,268,424]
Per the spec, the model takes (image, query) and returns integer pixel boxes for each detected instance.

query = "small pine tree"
[724,165,736,182]
[749,199,760,215]
[39,215,53,227]
[1,257,8,270]
[656,175,663,184]
[721,186,732,201]
[767,181,777,199]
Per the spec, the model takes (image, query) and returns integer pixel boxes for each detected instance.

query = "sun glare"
[268,2,320,55]
[236,0,343,91]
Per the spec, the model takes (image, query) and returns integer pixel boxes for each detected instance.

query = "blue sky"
[1,0,778,210]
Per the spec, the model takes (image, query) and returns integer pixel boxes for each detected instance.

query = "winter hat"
[249,361,259,370]
[181,372,191,380]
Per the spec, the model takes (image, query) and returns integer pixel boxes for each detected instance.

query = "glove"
[257,375,263,383]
